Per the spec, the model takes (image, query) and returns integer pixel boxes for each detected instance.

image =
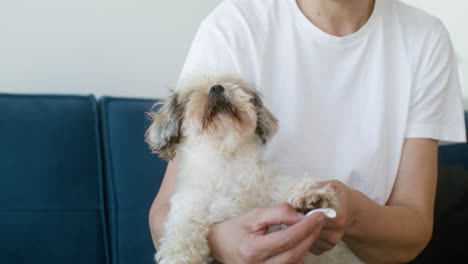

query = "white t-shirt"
[178,0,466,204]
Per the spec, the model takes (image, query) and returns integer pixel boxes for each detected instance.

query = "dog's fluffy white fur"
[146,74,364,264]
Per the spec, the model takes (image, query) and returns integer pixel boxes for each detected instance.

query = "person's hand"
[208,204,328,264]
[309,180,356,255]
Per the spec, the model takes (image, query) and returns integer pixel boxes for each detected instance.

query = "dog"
[145,74,364,264]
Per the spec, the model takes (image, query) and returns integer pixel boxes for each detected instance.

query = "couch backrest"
[99,97,166,264]
[0,94,108,264]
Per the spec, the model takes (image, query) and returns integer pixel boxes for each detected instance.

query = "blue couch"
[0,93,466,264]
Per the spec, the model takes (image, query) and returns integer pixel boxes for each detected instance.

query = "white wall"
[0,0,220,98]
[0,0,467,104]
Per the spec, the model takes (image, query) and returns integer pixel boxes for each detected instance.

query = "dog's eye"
[251,96,262,108]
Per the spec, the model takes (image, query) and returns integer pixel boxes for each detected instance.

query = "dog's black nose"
[209,85,225,95]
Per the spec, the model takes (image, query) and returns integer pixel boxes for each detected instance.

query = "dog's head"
[145,74,278,160]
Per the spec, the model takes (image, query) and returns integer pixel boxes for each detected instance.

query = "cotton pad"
[305,208,337,219]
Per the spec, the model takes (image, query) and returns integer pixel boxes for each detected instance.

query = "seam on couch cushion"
[99,96,120,264]
[92,95,111,264]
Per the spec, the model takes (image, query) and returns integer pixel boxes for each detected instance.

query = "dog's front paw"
[288,180,339,214]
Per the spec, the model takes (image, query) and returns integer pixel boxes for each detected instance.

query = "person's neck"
[297,0,375,37]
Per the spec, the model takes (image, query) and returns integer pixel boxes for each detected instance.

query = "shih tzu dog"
[145,74,363,264]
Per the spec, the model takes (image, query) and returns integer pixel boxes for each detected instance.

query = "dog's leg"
[155,191,212,264]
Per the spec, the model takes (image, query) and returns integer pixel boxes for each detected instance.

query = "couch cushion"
[99,97,166,264]
[0,94,108,264]
[410,166,468,263]
[438,112,468,168]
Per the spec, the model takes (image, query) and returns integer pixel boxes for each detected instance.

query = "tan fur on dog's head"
[145,74,278,160]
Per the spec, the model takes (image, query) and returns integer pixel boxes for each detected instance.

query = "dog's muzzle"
[203,85,240,128]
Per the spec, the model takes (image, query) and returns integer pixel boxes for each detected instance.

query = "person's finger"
[309,228,341,255]
[264,222,321,264]
[247,204,305,232]
[309,244,325,256]
[312,238,336,251]
[256,212,327,259]
[318,228,343,245]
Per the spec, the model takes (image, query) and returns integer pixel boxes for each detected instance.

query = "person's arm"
[309,138,437,263]
[149,160,178,249]
[344,138,438,263]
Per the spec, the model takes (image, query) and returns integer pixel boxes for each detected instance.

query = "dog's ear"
[252,93,278,144]
[145,91,184,160]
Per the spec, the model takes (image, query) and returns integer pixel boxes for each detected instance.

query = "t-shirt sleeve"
[406,20,466,145]
[177,7,239,83]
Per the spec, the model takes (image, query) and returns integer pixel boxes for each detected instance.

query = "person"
[149,0,466,263]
